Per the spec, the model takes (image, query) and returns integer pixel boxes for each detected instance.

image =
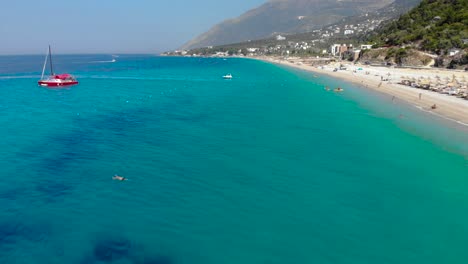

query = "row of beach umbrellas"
[400,74,468,88]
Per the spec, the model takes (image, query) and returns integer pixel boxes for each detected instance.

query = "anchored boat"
[38,45,78,87]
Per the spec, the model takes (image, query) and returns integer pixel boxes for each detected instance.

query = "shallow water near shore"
[0,55,467,264]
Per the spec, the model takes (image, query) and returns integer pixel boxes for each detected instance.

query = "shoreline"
[252,56,468,127]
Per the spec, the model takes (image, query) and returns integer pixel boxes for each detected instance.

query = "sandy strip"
[254,56,468,126]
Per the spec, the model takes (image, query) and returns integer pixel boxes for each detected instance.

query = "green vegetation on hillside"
[370,0,468,54]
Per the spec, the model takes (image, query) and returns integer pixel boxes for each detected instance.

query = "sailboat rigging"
[38,45,78,87]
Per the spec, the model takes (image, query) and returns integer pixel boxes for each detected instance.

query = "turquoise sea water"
[0,55,467,264]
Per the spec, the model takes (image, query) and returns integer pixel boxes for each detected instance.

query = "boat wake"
[88,59,116,63]
[0,75,39,79]
[85,75,213,82]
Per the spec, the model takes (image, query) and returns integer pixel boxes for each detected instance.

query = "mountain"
[171,0,467,68]
[181,0,395,49]
[175,0,421,55]
[368,0,468,54]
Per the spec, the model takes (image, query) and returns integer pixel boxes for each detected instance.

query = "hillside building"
[330,44,353,57]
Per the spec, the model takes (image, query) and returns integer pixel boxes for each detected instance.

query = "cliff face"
[181,0,394,49]
[359,48,435,67]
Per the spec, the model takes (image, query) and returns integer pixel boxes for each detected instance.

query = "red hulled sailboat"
[38,46,78,87]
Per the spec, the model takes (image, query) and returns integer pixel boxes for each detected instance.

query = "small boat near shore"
[222,74,233,79]
[38,45,78,87]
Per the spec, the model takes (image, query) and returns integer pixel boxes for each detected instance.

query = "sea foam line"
[414,105,468,127]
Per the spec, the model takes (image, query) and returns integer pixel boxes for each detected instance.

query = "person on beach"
[419,93,422,100]
[431,104,437,110]
[112,175,127,181]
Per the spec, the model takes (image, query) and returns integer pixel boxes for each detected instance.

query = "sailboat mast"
[40,47,48,80]
[48,45,54,76]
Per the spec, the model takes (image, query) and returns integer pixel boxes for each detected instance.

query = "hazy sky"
[0,0,266,55]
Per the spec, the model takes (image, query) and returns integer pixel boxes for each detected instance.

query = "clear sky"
[0,0,266,55]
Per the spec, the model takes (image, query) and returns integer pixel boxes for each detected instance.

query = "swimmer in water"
[112,175,127,181]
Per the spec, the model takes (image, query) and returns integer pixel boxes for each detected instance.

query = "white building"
[353,49,361,61]
[344,30,354,35]
[449,48,461,56]
[360,44,373,50]
[276,35,286,41]
[330,44,341,56]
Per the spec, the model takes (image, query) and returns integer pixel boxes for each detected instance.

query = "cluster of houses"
[313,17,384,39]
[165,42,370,58]
[164,37,466,66]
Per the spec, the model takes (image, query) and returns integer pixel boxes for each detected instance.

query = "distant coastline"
[251,56,468,127]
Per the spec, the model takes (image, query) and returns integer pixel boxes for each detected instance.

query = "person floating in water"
[112,175,127,181]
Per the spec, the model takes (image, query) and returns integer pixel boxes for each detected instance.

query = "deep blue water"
[0,55,467,264]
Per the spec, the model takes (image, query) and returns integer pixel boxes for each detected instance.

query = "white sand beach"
[256,56,468,126]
